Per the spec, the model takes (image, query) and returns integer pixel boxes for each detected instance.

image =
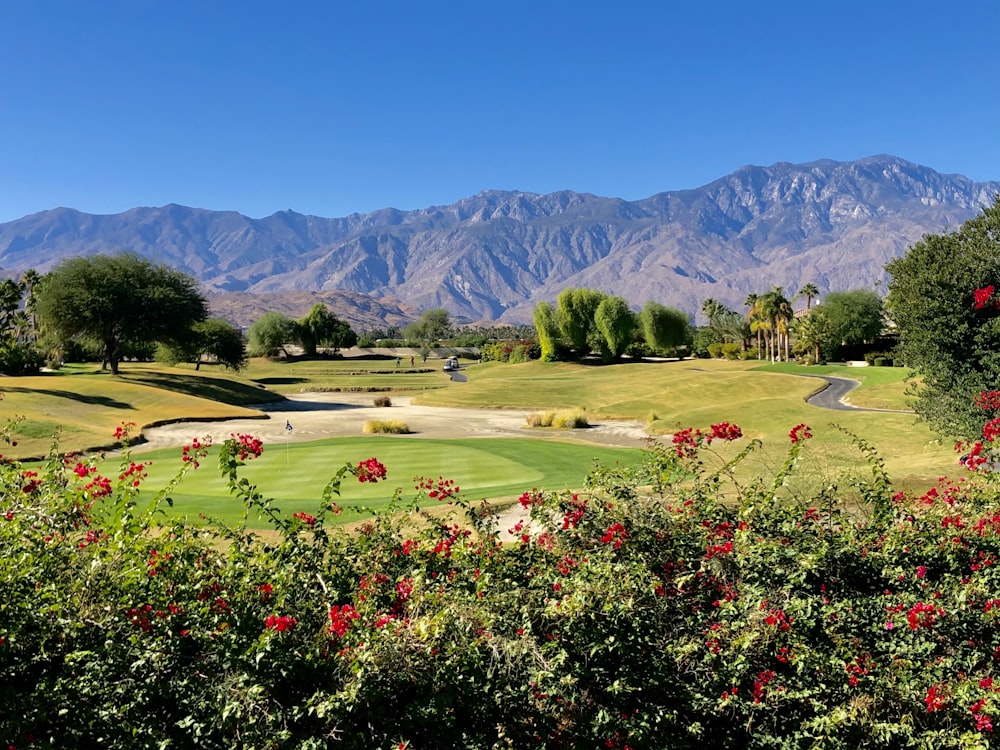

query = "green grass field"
[414,358,953,493]
[0,355,959,518]
[126,437,642,527]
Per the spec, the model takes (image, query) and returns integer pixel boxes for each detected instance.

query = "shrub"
[706,342,724,359]
[12,407,1000,747]
[372,395,392,407]
[362,419,411,434]
[720,343,741,360]
[0,342,44,375]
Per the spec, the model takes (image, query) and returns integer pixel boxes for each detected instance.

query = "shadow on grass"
[0,387,135,410]
[120,371,282,406]
[252,377,309,386]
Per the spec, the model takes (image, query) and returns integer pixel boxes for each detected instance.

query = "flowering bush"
[7,410,1000,748]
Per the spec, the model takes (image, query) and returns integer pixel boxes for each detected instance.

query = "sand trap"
[138,393,651,451]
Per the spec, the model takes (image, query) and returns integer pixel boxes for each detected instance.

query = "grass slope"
[415,359,954,493]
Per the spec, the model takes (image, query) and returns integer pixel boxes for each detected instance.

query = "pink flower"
[916,566,927,579]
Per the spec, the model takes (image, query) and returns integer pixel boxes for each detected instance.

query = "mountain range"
[1,154,997,329]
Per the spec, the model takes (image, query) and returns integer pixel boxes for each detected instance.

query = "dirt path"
[137,393,651,451]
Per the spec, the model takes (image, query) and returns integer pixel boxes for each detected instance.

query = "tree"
[640,302,691,356]
[247,312,296,358]
[594,296,636,360]
[557,288,606,356]
[34,253,207,375]
[700,298,728,325]
[797,282,820,311]
[821,289,884,349]
[157,318,248,371]
[297,303,357,356]
[885,199,1000,440]
[751,288,792,362]
[791,308,832,363]
[532,301,561,361]
[194,319,248,371]
[404,309,451,346]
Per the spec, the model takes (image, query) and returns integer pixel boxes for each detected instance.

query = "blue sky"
[2,0,998,223]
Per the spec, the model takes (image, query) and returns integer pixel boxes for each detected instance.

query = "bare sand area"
[138,393,651,451]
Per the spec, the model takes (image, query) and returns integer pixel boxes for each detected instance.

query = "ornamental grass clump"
[362,419,410,434]
[525,408,589,429]
[10,386,1000,747]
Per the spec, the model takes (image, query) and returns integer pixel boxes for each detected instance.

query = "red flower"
[329,604,359,637]
[974,285,996,310]
[600,522,628,549]
[231,433,264,461]
[977,391,1000,411]
[710,421,743,441]
[789,423,812,443]
[264,614,297,632]
[292,511,317,527]
[925,683,948,712]
[356,456,387,483]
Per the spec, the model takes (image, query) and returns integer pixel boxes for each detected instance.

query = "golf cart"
[442,356,459,372]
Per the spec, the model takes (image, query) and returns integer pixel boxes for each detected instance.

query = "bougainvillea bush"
[6,409,1000,749]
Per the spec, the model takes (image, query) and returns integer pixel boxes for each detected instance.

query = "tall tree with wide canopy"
[34,253,207,375]
[404,309,452,346]
[821,289,883,349]
[886,199,1000,440]
[297,303,357,356]
[247,312,296,358]
[556,288,606,356]
[640,301,691,356]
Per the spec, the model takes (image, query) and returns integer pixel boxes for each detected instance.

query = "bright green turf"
[127,437,643,528]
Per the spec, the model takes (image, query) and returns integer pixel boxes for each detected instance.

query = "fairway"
[131,437,642,528]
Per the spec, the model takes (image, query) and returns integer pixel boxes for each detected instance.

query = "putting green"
[128,436,643,528]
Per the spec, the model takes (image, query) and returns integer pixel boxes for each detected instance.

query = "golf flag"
[285,420,293,431]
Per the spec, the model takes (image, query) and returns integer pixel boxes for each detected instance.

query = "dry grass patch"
[526,408,590,429]
[363,419,411,434]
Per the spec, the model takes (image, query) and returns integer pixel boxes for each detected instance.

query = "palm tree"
[755,287,792,362]
[797,283,820,311]
[701,298,728,325]
[745,293,763,358]
[19,269,40,343]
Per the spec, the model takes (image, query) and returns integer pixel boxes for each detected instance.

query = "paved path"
[803,375,912,413]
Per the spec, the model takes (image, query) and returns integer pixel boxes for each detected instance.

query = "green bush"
[720,343,741,360]
[10,412,1000,747]
[0,342,45,375]
[706,342,724,359]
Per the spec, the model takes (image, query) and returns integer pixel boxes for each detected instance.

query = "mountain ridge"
[2,155,997,328]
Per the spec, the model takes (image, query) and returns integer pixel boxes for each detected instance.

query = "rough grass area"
[363,419,411,434]
[526,408,590,428]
